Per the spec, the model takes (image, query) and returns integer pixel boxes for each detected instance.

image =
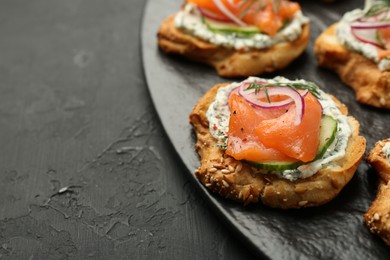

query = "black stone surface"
[143,0,390,259]
[0,0,254,259]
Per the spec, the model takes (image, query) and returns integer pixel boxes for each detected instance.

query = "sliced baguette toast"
[365,139,390,245]
[314,24,390,109]
[158,15,309,78]
[190,83,366,209]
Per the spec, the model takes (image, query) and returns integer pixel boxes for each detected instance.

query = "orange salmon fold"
[226,92,322,163]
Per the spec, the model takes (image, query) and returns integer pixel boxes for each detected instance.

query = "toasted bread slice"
[158,15,309,78]
[365,139,390,246]
[314,24,390,109]
[189,83,366,209]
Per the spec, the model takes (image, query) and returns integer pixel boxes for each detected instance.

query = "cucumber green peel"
[249,161,302,171]
[202,17,261,35]
[249,115,338,171]
[315,115,338,160]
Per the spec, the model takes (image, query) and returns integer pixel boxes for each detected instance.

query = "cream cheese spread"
[382,142,390,162]
[336,8,390,71]
[206,77,352,181]
[174,3,309,50]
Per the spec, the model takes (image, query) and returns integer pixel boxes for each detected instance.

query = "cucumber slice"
[202,17,260,35]
[315,115,338,159]
[247,115,338,171]
[376,30,386,49]
[377,28,390,50]
[249,161,302,171]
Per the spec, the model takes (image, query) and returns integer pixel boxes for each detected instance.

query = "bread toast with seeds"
[365,139,390,245]
[314,24,390,109]
[157,15,310,78]
[189,83,366,209]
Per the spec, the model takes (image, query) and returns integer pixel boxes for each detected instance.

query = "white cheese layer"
[206,77,352,181]
[174,3,309,50]
[382,142,390,162]
[336,9,390,71]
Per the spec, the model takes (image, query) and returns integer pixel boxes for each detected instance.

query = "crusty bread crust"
[314,24,390,109]
[189,83,366,209]
[365,139,390,246]
[158,15,309,78]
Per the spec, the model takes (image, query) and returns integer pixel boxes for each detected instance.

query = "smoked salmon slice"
[226,93,298,162]
[226,92,322,163]
[377,27,390,59]
[187,0,301,36]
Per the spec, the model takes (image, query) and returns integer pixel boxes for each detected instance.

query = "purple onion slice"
[350,26,384,48]
[212,0,246,26]
[198,7,232,23]
[237,83,305,125]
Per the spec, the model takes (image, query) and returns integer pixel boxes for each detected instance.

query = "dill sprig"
[244,81,322,102]
[238,0,283,19]
[365,0,390,17]
[246,82,272,102]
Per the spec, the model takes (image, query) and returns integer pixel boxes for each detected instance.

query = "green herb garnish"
[238,0,283,18]
[245,81,322,101]
[246,82,272,102]
[365,0,390,18]
[216,144,227,150]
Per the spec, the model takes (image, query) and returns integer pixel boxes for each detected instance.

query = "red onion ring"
[351,26,384,48]
[198,7,232,22]
[228,85,240,98]
[238,82,308,102]
[351,21,390,29]
[350,9,390,48]
[212,0,246,26]
[238,83,305,125]
[239,86,294,109]
[241,86,309,100]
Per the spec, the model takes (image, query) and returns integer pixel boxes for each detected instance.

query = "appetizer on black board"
[158,0,310,77]
[365,139,390,246]
[190,77,366,209]
[315,0,390,109]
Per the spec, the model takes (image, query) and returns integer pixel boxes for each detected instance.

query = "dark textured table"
[0,0,255,259]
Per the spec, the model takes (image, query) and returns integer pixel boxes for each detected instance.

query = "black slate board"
[141,0,390,258]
